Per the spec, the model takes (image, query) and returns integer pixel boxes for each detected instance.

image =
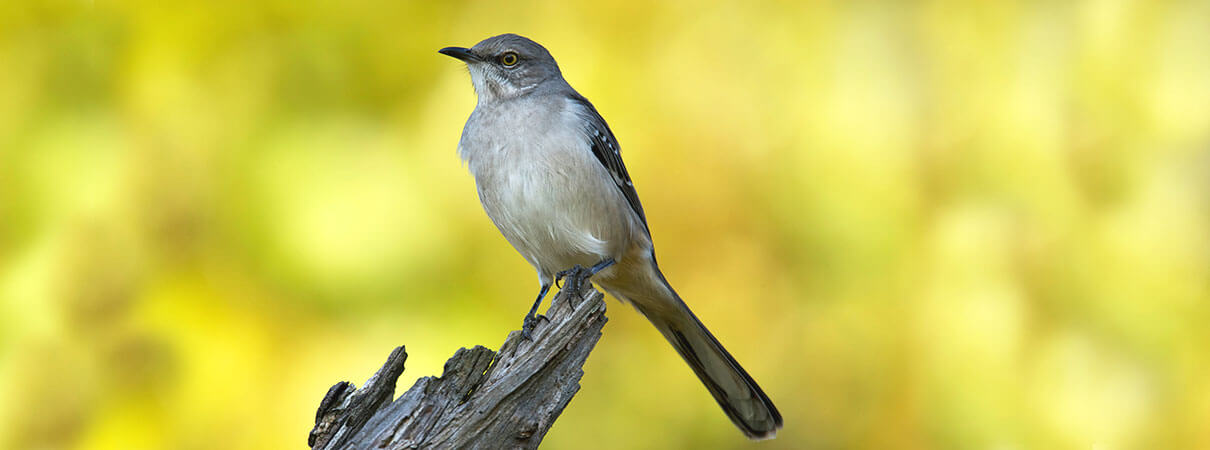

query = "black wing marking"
[567,93,649,233]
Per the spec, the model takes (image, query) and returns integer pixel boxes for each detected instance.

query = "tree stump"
[309,268,608,450]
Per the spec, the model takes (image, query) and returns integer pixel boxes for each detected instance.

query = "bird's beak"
[439,46,479,63]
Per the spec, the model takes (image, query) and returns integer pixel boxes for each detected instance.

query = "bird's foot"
[555,265,588,290]
[554,258,615,306]
[521,313,550,341]
[520,283,553,341]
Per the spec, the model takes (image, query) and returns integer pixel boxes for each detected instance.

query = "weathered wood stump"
[309,269,607,449]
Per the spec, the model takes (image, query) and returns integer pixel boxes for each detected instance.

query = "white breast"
[458,96,640,279]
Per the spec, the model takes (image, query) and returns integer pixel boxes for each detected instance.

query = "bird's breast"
[458,100,640,275]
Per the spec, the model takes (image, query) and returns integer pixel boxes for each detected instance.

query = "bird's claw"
[555,265,589,293]
[554,264,584,289]
[521,313,548,341]
[531,261,610,334]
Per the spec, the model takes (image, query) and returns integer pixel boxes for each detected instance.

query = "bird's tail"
[618,271,783,440]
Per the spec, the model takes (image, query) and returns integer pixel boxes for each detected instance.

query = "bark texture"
[309,269,607,450]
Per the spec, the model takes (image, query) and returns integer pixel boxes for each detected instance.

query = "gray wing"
[567,94,650,234]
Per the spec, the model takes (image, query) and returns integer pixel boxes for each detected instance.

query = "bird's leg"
[525,258,615,340]
[521,283,552,341]
[555,258,615,300]
[588,257,617,274]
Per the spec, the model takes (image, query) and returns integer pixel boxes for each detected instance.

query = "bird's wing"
[567,94,650,234]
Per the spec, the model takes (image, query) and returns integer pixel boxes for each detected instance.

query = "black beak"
[439,47,479,63]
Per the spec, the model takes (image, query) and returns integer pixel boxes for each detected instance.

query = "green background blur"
[2,1,1209,449]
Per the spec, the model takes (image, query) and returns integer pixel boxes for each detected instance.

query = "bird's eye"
[500,52,519,67]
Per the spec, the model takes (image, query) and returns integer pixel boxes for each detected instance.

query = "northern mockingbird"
[440,34,782,440]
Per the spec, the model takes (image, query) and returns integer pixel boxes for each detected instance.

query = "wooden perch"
[309,268,608,450]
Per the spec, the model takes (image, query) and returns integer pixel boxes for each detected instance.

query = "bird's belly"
[475,158,635,278]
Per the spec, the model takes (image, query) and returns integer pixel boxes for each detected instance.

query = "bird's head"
[440,34,565,103]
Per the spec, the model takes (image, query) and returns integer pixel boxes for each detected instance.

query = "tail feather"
[623,278,783,440]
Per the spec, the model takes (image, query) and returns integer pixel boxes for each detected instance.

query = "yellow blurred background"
[2,1,1209,448]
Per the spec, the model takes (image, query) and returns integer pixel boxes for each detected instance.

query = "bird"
[439,34,783,440]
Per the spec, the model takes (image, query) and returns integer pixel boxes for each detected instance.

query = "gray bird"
[440,34,782,440]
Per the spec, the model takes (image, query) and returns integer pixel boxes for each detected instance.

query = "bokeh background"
[2,1,1209,449]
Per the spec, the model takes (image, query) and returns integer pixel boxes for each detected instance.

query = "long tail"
[617,270,783,440]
